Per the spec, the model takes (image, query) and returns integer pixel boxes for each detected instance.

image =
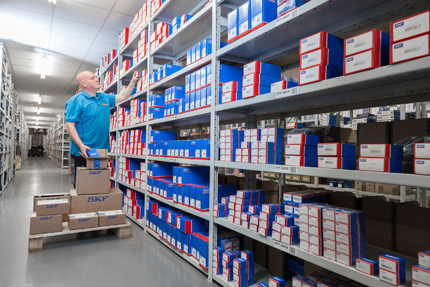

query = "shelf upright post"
[113,32,121,189]
[245,114,257,190]
[208,0,222,281]
[143,1,153,234]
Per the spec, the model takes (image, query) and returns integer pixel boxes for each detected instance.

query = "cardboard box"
[68,212,99,230]
[361,197,395,250]
[97,210,126,226]
[392,119,430,143]
[397,202,430,257]
[268,246,289,278]
[30,213,63,235]
[33,194,70,221]
[357,122,391,144]
[35,198,70,216]
[70,188,123,214]
[375,183,411,196]
[81,149,108,169]
[76,167,110,195]
[253,240,268,268]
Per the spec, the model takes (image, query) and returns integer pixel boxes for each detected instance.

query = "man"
[65,71,139,186]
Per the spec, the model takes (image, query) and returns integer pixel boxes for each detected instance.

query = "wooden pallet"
[28,221,131,252]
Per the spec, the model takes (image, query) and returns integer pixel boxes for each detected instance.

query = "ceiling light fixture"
[48,0,57,4]
[37,107,40,115]
[38,55,49,79]
[37,95,42,105]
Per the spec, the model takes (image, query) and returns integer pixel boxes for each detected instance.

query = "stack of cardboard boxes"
[29,149,126,235]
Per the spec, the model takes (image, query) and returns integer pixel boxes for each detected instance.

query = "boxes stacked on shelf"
[284,134,319,167]
[220,249,255,286]
[148,135,211,160]
[242,61,281,99]
[150,0,163,15]
[218,64,244,104]
[130,98,146,124]
[71,150,125,229]
[108,159,115,178]
[351,112,376,130]
[164,86,185,117]
[145,199,210,269]
[227,0,277,43]
[222,80,243,104]
[117,129,146,156]
[317,143,356,170]
[414,142,430,175]
[413,251,430,287]
[102,49,117,69]
[270,77,298,93]
[220,128,283,164]
[268,276,286,287]
[318,113,340,127]
[102,66,118,90]
[120,59,133,76]
[110,111,117,130]
[135,28,148,64]
[390,10,430,64]
[277,0,306,18]
[123,188,145,219]
[136,69,148,92]
[148,94,165,120]
[156,64,183,83]
[344,29,389,75]
[150,21,172,51]
[358,144,403,173]
[258,203,283,238]
[129,2,148,41]
[118,156,145,189]
[184,63,226,111]
[356,258,379,276]
[119,27,130,51]
[319,206,366,266]
[220,129,244,162]
[379,254,406,285]
[186,38,212,66]
[298,32,344,85]
[117,107,130,128]
[172,13,192,33]
[376,110,400,122]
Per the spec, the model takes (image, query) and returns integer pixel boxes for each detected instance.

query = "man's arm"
[115,71,140,104]
[65,122,91,156]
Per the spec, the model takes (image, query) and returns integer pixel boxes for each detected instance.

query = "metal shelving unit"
[47,114,70,169]
[103,0,430,286]
[0,43,20,194]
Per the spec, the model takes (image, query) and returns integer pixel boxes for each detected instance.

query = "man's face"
[83,73,100,91]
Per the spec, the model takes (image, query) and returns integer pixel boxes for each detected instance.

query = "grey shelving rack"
[102,0,430,286]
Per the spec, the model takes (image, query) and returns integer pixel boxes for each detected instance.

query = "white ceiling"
[0,0,144,129]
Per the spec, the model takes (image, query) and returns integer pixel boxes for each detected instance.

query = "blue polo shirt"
[65,90,116,156]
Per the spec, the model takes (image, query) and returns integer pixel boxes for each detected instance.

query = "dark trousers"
[71,154,86,188]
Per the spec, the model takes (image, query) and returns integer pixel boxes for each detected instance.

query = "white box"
[380,269,400,286]
[391,11,430,43]
[323,248,336,261]
[415,159,430,175]
[323,238,336,251]
[323,228,335,241]
[391,33,429,64]
[415,143,430,159]
[419,251,430,268]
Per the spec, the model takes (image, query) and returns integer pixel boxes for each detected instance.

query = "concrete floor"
[0,157,217,287]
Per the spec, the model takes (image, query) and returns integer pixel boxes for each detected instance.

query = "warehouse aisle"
[0,157,216,287]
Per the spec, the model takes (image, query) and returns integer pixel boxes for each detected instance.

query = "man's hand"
[79,145,91,157]
[131,71,140,85]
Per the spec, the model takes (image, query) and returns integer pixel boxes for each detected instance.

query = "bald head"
[77,71,100,95]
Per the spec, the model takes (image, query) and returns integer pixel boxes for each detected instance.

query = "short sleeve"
[108,94,116,108]
[65,98,82,123]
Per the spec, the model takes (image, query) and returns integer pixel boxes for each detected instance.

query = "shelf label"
[276,9,299,26]
[274,241,290,253]
[275,87,299,99]
[275,166,297,174]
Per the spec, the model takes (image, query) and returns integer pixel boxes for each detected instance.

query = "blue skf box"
[228,9,239,42]
[243,61,281,77]
[151,94,165,107]
[149,107,164,119]
[250,0,277,30]
[238,2,251,36]
[164,64,183,77]
[277,0,305,17]
[151,130,175,142]
[201,38,212,57]
[356,258,379,275]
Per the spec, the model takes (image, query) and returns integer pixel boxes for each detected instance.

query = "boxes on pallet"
[34,198,70,216]
[70,188,123,214]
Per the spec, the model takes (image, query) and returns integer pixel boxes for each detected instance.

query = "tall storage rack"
[0,43,18,194]
[15,106,29,166]
[105,1,430,286]
[48,114,70,169]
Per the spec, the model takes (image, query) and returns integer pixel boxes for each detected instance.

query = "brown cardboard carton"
[392,119,430,143]
[291,175,301,182]
[268,246,288,278]
[35,198,70,216]
[30,213,63,235]
[397,202,430,257]
[253,240,268,268]
[80,149,108,169]
[365,182,375,192]
[76,167,110,195]
[261,180,278,191]
[339,128,357,144]
[301,175,315,184]
[285,174,293,181]
[375,183,400,195]
[328,192,359,210]
[361,196,395,250]
[68,212,98,230]
[265,191,279,204]
[97,210,126,226]
[358,122,391,144]
[70,188,123,214]
[355,181,366,191]
[33,194,70,221]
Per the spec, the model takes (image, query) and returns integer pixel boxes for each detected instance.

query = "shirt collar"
[80,90,99,99]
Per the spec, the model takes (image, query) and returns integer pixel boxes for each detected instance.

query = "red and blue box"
[356,258,379,275]
[277,0,305,17]
[228,8,239,43]
[379,254,406,285]
[250,0,277,31]
[268,276,285,287]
